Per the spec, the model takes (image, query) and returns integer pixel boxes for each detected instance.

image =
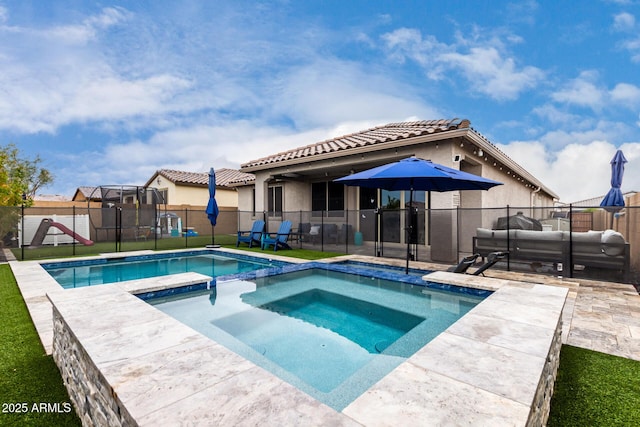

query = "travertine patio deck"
[7,248,639,425]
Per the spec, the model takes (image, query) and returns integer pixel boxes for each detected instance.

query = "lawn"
[3,246,640,426]
[10,233,343,261]
[548,344,640,426]
[0,264,81,426]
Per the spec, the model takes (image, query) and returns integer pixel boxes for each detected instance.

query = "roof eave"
[465,130,560,200]
[240,129,471,173]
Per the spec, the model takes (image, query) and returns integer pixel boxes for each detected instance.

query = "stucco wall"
[238,138,555,214]
[159,182,238,207]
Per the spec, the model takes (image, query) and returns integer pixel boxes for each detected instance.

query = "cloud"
[438,46,544,101]
[610,82,640,106]
[380,27,545,101]
[551,70,606,110]
[613,12,636,31]
[499,136,640,202]
[269,59,441,129]
[0,6,220,134]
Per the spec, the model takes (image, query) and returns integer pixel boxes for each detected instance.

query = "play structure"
[30,218,94,246]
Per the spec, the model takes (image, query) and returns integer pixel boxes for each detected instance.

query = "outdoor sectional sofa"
[472,228,630,279]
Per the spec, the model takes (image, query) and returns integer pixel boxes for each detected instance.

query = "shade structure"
[600,150,627,214]
[335,157,503,272]
[205,168,220,245]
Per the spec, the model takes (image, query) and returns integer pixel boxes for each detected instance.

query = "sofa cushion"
[601,230,625,256]
[567,231,603,255]
[493,230,517,240]
[515,230,564,253]
[566,230,602,242]
[476,228,493,238]
[517,230,563,241]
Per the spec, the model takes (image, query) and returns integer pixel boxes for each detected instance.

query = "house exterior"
[236,118,558,262]
[144,168,255,207]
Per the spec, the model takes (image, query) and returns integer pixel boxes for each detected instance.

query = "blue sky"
[1,0,639,202]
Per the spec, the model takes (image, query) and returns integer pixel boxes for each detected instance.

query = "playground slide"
[30,218,94,246]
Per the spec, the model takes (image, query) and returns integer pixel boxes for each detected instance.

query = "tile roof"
[154,168,255,188]
[241,118,470,169]
[239,118,559,199]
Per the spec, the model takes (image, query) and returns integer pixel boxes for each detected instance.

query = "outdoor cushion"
[567,231,603,255]
[476,228,493,238]
[601,230,625,256]
[515,230,564,252]
[492,230,516,240]
[310,225,320,235]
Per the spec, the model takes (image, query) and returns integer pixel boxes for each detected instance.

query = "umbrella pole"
[211,224,214,246]
[406,189,413,274]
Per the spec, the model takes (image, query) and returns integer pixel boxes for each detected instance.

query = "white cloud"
[610,82,640,106]
[551,70,606,110]
[381,27,545,101]
[270,59,441,129]
[613,12,636,31]
[438,46,544,101]
[498,138,640,202]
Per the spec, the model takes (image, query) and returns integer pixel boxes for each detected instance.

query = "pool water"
[149,267,484,410]
[43,252,282,288]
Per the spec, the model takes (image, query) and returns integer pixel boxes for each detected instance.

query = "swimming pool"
[147,265,486,410]
[42,251,288,289]
[333,259,432,277]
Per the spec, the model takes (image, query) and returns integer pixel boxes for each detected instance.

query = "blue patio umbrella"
[335,157,503,272]
[600,150,627,213]
[205,167,220,246]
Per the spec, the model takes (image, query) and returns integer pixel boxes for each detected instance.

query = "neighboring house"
[237,118,559,262]
[72,186,101,202]
[144,168,255,207]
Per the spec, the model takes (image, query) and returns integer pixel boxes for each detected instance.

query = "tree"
[0,144,53,246]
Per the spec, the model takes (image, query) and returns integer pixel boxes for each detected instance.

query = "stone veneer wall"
[51,306,135,427]
[527,316,563,427]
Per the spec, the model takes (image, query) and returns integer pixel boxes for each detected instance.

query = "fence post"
[154,201,158,250]
[569,204,573,278]
[321,210,324,251]
[506,205,510,271]
[184,208,188,248]
[21,196,25,261]
[456,206,460,263]
[72,205,76,256]
[345,209,349,254]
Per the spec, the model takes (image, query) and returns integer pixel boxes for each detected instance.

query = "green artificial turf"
[548,344,640,426]
[11,233,345,261]
[0,264,81,427]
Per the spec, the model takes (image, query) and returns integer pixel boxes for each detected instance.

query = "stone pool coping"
[12,249,568,425]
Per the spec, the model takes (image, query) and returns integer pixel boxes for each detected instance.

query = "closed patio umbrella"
[335,157,502,273]
[600,150,627,228]
[205,167,220,246]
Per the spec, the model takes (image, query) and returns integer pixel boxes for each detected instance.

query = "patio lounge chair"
[471,251,508,276]
[236,220,265,248]
[261,220,292,251]
[448,253,480,273]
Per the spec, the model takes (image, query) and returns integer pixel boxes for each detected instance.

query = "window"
[311,182,344,216]
[158,189,168,204]
[267,186,282,217]
[359,187,377,210]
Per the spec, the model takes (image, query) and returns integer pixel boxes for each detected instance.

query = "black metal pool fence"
[4,204,638,284]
